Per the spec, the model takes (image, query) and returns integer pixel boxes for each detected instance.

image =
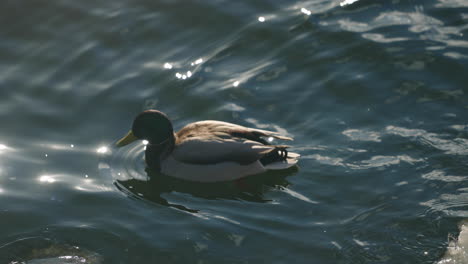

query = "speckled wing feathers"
[172,121,293,165]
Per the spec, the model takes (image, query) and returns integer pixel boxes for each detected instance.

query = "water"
[0,0,467,263]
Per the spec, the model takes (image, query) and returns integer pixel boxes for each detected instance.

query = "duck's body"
[117,110,299,182]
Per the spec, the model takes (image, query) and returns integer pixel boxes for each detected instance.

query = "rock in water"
[6,241,102,264]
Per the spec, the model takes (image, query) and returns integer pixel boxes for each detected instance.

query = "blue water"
[0,0,467,263]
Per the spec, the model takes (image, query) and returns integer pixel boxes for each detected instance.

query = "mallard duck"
[116,110,299,182]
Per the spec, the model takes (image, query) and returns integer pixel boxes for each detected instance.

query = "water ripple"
[386,126,468,155]
[422,170,467,182]
[436,0,468,8]
[342,129,381,142]
[331,8,468,49]
[1,0,467,262]
[422,190,468,217]
[303,153,423,170]
[351,155,424,169]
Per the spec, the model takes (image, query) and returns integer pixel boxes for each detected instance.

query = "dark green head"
[116,110,174,146]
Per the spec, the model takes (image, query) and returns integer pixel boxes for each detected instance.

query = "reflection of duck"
[116,110,299,182]
[116,166,297,213]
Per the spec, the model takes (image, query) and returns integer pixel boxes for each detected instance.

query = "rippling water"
[1,0,467,263]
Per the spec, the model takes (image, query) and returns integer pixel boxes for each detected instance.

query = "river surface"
[1,0,467,263]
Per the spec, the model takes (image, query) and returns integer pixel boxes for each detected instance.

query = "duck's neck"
[145,133,176,170]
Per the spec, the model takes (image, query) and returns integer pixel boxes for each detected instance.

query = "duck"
[116,110,300,182]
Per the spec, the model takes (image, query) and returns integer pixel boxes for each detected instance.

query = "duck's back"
[159,120,299,182]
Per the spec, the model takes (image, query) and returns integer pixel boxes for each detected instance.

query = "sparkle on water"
[96,146,109,154]
[38,175,56,184]
[1,0,466,263]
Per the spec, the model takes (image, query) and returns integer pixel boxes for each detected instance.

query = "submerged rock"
[6,240,102,264]
[15,255,88,264]
[438,221,468,264]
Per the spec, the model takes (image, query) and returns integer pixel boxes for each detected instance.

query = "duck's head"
[116,110,174,147]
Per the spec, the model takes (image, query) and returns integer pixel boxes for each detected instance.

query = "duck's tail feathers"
[263,152,300,170]
[260,144,300,170]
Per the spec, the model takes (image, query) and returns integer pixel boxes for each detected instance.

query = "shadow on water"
[115,166,299,213]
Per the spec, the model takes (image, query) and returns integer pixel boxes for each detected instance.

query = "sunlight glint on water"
[0,0,467,263]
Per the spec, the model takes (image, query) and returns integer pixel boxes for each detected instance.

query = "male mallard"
[116,110,299,182]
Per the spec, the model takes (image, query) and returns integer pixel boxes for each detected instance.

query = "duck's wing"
[172,121,293,165]
[172,136,274,165]
[176,120,293,143]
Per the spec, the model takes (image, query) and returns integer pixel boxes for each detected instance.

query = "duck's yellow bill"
[116,131,138,147]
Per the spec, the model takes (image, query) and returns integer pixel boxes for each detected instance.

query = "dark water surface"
[1,0,467,263]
